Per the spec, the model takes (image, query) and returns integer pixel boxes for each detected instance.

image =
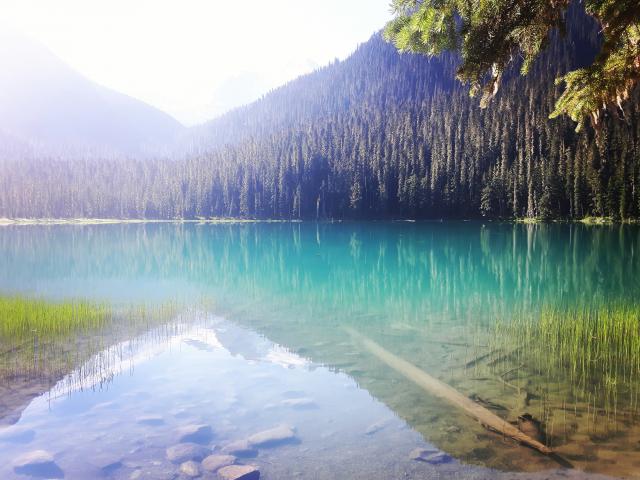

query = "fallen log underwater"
[343,327,553,455]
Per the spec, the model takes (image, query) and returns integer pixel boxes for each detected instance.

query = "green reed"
[0,296,111,342]
[538,304,640,384]
[491,302,640,401]
[0,295,184,386]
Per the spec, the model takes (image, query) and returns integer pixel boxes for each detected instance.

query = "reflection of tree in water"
[2,223,638,318]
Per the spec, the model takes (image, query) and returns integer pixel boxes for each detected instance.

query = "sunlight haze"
[1,1,639,478]
[0,0,391,125]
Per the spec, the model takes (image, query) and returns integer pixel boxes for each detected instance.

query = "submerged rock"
[426,452,452,464]
[166,443,209,463]
[129,465,176,480]
[177,424,213,444]
[409,447,435,460]
[222,440,258,457]
[90,453,123,474]
[13,450,64,478]
[409,447,451,464]
[517,413,545,442]
[179,460,200,477]
[217,464,260,480]
[202,454,236,472]
[364,420,390,436]
[247,425,296,448]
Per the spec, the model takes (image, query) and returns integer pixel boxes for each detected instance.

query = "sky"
[0,0,392,125]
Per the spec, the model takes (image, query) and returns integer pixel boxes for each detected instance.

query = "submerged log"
[486,348,522,367]
[344,327,552,455]
[463,349,500,369]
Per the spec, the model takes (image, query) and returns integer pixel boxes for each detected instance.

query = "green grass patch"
[0,295,185,424]
[0,295,182,382]
[536,304,640,381]
[0,296,111,342]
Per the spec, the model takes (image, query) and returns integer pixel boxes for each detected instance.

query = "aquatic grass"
[0,295,183,383]
[443,302,640,456]
[534,303,640,386]
[0,296,111,343]
[488,302,640,413]
[0,296,197,427]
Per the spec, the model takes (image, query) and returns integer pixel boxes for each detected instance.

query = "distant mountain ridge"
[189,37,458,152]
[0,30,184,158]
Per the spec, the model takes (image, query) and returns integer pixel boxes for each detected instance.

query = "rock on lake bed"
[165,443,210,463]
[202,454,236,472]
[247,425,296,447]
[217,464,260,480]
[13,450,64,478]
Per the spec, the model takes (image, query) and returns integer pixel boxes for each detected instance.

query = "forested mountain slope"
[0,31,184,158]
[1,6,638,220]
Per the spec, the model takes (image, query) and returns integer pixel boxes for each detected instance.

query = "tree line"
[1,6,638,221]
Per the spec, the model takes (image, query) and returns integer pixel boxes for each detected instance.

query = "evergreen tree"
[384,0,640,131]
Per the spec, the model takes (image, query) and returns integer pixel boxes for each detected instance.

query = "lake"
[0,221,639,479]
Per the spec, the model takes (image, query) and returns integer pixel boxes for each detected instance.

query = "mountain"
[189,45,458,151]
[0,31,184,158]
[1,6,639,220]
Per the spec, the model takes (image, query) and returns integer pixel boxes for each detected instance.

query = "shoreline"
[1,217,639,226]
[514,216,640,225]
[0,218,301,226]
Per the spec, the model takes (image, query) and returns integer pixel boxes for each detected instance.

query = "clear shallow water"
[0,222,639,479]
[0,317,450,479]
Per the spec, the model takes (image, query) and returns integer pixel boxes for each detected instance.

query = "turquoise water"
[2,221,637,307]
[0,222,639,479]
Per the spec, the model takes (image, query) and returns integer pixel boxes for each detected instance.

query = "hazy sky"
[0,0,392,125]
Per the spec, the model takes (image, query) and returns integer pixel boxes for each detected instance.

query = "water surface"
[1,222,639,479]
